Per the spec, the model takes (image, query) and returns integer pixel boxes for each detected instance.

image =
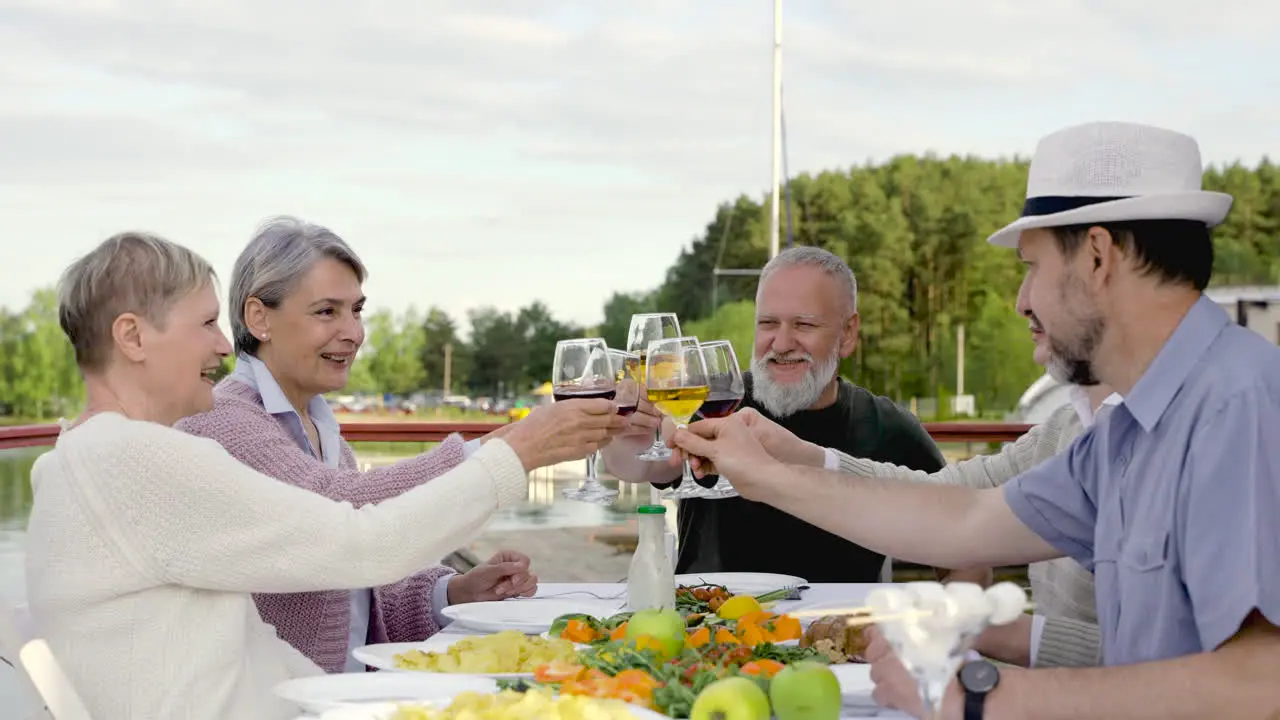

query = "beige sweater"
[24,412,528,720]
[834,402,1100,668]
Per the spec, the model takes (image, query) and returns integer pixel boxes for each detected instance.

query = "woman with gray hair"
[26,231,622,719]
[176,215,591,672]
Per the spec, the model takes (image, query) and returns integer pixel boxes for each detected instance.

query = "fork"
[531,589,627,601]
[764,584,809,601]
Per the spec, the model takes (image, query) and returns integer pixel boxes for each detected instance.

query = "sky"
[0,0,1275,334]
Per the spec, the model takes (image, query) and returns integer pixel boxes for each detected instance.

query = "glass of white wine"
[644,336,709,494]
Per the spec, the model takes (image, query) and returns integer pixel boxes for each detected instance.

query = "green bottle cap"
[637,504,667,514]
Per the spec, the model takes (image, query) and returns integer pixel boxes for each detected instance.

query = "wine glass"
[552,338,619,504]
[644,336,709,495]
[626,313,682,461]
[692,340,746,499]
[608,349,642,420]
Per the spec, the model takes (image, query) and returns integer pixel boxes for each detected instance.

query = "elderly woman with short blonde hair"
[26,232,622,719]
[178,215,547,672]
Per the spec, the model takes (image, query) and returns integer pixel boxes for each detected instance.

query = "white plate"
[441,598,621,634]
[829,662,874,697]
[318,699,670,720]
[273,672,498,714]
[674,572,806,595]
[352,633,569,678]
[785,593,880,625]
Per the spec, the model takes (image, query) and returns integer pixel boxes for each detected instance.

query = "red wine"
[553,388,616,402]
[697,394,743,419]
[694,471,721,489]
[617,405,638,417]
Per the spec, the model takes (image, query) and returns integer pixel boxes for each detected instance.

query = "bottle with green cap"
[627,504,676,610]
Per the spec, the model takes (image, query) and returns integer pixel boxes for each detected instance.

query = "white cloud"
[0,0,1274,332]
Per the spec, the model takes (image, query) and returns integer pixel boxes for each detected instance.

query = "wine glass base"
[636,446,672,461]
[660,485,706,500]
[561,487,619,504]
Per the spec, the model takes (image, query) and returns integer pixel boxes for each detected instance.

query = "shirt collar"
[1122,294,1230,433]
[1067,385,1125,428]
[231,353,340,435]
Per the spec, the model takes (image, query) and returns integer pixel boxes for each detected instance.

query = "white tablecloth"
[297,583,914,719]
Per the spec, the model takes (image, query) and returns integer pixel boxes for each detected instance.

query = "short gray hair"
[58,231,216,371]
[230,215,367,356]
[759,246,858,314]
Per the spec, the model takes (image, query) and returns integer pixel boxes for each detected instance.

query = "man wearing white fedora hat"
[670,121,1280,717]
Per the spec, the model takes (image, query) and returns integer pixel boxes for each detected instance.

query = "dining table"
[294,581,919,719]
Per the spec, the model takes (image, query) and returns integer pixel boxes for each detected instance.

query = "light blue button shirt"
[1005,295,1280,665]
[232,354,463,672]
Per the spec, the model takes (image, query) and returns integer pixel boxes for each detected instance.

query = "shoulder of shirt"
[61,412,224,468]
[174,379,277,437]
[1185,324,1280,419]
[838,379,922,427]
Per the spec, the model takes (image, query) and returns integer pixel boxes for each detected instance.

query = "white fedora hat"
[986,121,1233,248]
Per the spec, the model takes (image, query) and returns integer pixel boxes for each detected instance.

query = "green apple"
[691,676,771,720]
[624,608,686,658]
[769,661,842,720]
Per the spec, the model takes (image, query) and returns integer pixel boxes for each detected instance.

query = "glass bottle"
[627,505,676,610]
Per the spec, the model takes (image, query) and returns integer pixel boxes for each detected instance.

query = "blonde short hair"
[58,232,217,370]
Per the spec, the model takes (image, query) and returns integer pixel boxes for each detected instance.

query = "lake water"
[0,444,648,715]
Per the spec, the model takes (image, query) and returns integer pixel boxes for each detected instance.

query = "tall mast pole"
[768,0,783,259]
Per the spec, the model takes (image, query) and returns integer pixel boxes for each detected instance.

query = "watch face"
[960,660,1000,693]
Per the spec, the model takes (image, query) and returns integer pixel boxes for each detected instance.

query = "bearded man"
[604,245,948,583]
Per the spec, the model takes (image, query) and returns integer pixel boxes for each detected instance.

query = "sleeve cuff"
[431,573,454,627]
[1028,613,1047,666]
[822,447,840,471]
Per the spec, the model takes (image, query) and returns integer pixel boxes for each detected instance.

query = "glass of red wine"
[553,338,619,504]
[626,312,682,461]
[608,349,641,419]
[692,340,745,499]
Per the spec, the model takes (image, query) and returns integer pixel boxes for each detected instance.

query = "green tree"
[362,307,426,395]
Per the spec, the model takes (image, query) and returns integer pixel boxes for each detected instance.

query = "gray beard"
[750,348,841,418]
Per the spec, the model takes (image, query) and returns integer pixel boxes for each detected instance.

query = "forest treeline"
[3,155,1276,419]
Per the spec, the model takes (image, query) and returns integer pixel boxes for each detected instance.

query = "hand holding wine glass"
[690,340,745,498]
[552,338,620,504]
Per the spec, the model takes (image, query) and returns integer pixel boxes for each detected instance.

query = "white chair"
[19,640,91,720]
[0,603,52,720]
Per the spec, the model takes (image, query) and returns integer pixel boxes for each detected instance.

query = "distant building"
[1008,285,1280,423]
[1205,285,1280,345]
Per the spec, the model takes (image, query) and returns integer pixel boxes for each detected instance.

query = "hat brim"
[986,191,1234,248]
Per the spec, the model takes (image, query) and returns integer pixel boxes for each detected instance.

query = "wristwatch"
[958,659,1000,720]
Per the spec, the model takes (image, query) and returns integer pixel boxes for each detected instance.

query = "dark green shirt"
[659,373,946,583]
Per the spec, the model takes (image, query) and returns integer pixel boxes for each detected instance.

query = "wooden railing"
[0,420,1032,451]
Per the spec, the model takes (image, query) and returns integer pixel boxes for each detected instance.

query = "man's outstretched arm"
[753,464,1062,570]
[670,415,1088,570]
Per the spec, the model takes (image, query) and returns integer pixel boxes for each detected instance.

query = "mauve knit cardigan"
[175,378,470,672]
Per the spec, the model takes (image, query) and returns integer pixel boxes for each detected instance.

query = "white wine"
[647,385,710,425]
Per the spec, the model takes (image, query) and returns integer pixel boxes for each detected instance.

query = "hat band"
[1021,195,1130,218]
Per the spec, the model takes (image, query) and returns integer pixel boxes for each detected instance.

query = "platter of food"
[273,672,498,715]
[316,688,670,719]
[352,631,576,677]
[673,572,806,596]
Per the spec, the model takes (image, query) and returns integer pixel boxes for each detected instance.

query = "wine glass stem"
[651,426,664,450]
[584,450,601,486]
